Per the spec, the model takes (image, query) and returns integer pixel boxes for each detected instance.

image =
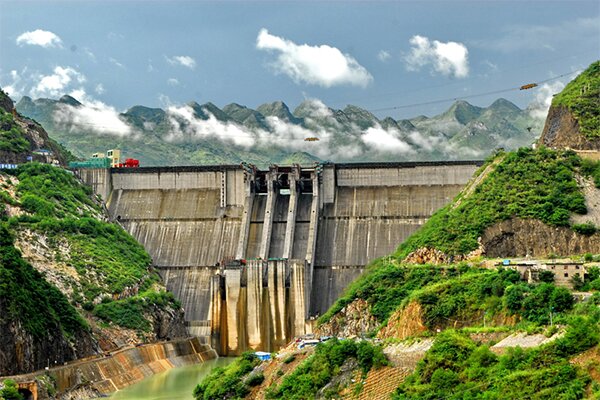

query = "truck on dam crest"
[72,159,482,355]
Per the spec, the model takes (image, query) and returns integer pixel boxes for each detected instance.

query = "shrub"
[572,222,597,235]
[395,148,588,257]
[246,373,265,387]
[0,379,24,400]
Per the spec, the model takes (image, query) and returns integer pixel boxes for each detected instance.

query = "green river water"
[108,358,234,400]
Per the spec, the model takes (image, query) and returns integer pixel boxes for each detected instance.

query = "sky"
[0,0,599,121]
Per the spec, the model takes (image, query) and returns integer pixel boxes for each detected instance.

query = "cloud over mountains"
[405,35,469,78]
[256,29,373,88]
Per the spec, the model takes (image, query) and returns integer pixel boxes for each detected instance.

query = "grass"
[552,60,600,138]
[395,147,587,258]
[0,108,30,154]
[0,224,88,338]
[393,314,599,399]
[0,163,175,332]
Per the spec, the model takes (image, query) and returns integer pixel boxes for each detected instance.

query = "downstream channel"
[109,358,234,400]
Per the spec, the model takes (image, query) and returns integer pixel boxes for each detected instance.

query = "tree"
[0,380,23,400]
[538,270,555,283]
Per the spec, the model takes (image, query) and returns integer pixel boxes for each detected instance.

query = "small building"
[501,260,585,289]
[543,261,585,287]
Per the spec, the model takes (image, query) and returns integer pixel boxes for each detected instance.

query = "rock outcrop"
[377,301,428,340]
[0,306,96,376]
[539,105,600,150]
[481,217,600,257]
[0,89,69,166]
[315,299,379,338]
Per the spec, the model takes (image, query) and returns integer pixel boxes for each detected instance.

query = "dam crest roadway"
[75,161,481,355]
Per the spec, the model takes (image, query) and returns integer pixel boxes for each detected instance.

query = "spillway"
[76,161,480,354]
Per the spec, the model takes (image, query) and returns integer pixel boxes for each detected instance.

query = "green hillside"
[395,147,589,257]
[552,60,600,138]
[1,163,180,335]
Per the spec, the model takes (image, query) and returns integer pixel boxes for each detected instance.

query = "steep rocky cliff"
[0,88,70,166]
[539,60,600,149]
[481,217,600,257]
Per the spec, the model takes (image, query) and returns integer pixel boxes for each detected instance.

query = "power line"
[368,70,579,113]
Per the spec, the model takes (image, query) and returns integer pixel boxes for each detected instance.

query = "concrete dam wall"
[76,161,480,355]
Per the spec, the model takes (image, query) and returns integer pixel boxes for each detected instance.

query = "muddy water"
[109,358,234,400]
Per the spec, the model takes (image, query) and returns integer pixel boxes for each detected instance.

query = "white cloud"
[2,70,24,99]
[256,28,373,88]
[31,66,86,98]
[405,35,469,78]
[109,57,125,69]
[107,32,125,41]
[94,83,105,95]
[166,55,197,69]
[84,48,97,62]
[16,29,63,48]
[378,50,391,62]
[166,105,255,147]
[528,81,566,120]
[167,78,180,86]
[407,130,443,152]
[53,90,135,137]
[360,124,414,154]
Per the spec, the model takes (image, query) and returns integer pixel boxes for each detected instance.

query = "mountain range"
[15,95,543,166]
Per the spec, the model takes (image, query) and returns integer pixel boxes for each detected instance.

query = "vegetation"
[580,157,600,188]
[0,224,88,338]
[264,339,388,399]
[0,379,24,400]
[318,262,453,326]
[193,352,261,400]
[0,109,30,154]
[393,316,599,399]
[93,290,180,331]
[552,60,600,138]
[395,147,587,257]
[15,162,99,218]
[0,163,176,332]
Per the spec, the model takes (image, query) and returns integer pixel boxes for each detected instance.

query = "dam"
[76,161,481,355]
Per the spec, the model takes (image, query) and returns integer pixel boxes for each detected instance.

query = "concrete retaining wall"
[5,338,217,399]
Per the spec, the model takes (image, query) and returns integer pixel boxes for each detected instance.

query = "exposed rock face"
[481,217,600,257]
[315,299,379,338]
[150,305,188,340]
[0,311,96,376]
[403,245,483,264]
[0,89,69,166]
[378,301,428,340]
[403,247,454,264]
[539,105,600,150]
[0,89,14,113]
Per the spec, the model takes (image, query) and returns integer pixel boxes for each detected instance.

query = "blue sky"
[0,1,598,119]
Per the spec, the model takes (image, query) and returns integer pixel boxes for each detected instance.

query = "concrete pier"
[76,161,481,354]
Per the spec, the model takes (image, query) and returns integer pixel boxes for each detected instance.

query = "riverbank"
[2,338,217,400]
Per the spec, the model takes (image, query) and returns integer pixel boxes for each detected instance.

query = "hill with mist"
[14,94,542,167]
